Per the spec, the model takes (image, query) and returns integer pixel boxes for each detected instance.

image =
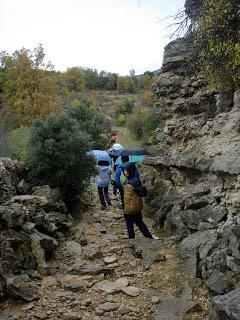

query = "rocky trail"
[1,189,212,320]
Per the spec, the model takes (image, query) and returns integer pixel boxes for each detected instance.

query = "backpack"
[124,185,143,214]
[120,171,127,186]
[134,185,147,197]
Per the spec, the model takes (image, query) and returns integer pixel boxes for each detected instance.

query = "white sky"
[1,0,185,75]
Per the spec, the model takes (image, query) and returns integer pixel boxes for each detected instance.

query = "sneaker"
[101,206,106,210]
[152,235,160,240]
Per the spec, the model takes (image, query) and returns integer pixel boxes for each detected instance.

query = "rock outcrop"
[0,158,73,300]
[145,3,240,317]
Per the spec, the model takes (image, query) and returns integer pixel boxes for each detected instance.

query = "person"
[97,160,112,210]
[114,156,130,206]
[123,162,153,239]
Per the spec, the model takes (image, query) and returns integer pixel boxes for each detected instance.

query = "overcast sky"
[1,0,185,75]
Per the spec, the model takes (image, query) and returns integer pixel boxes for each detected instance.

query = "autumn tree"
[117,76,136,93]
[64,67,85,92]
[0,45,61,128]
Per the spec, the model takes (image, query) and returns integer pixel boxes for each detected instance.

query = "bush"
[71,99,81,109]
[26,112,97,208]
[141,91,153,107]
[143,113,159,133]
[127,108,149,138]
[116,114,126,126]
[114,98,135,115]
[69,103,108,150]
[127,108,159,143]
[10,126,30,161]
[194,0,240,90]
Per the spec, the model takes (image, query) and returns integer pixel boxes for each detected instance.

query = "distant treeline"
[0,45,156,128]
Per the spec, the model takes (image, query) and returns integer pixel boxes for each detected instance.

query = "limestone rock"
[104,255,117,264]
[94,278,129,294]
[212,289,240,320]
[129,238,165,269]
[6,275,39,301]
[17,179,32,195]
[0,229,38,273]
[62,312,82,319]
[100,302,119,312]
[153,298,201,320]
[0,158,23,204]
[69,264,115,276]
[122,286,141,297]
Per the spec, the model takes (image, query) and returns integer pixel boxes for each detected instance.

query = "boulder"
[212,289,240,320]
[0,229,38,273]
[198,206,228,224]
[30,229,58,263]
[129,238,165,269]
[0,204,29,230]
[153,298,201,320]
[6,275,39,301]
[0,158,23,204]
[94,278,129,294]
[17,179,32,195]
[31,185,61,206]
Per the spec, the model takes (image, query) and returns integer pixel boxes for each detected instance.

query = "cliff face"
[146,29,240,295]
[0,158,73,301]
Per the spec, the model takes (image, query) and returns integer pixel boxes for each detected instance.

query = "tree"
[27,112,96,207]
[141,91,153,107]
[64,67,85,92]
[139,74,153,90]
[82,68,99,90]
[117,76,136,93]
[99,71,118,90]
[0,45,61,128]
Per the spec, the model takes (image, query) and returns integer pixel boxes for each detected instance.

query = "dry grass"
[113,126,142,148]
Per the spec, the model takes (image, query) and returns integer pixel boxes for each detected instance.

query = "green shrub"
[143,113,159,134]
[71,99,81,109]
[69,103,108,149]
[26,112,97,208]
[116,114,126,126]
[114,98,135,115]
[127,108,149,138]
[10,126,30,161]
[127,108,159,143]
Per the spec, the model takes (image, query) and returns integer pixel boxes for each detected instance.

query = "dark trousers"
[118,185,124,208]
[124,213,153,239]
[98,186,110,208]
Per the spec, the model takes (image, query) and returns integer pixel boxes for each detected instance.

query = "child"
[97,160,112,210]
[123,162,153,239]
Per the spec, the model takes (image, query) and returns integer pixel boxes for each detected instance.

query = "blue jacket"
[97,165,112,187]
[114,162,139,185]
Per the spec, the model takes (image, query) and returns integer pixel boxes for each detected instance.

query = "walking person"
[123,162,153,239]
[97,160,112,210]
[114,155,129,207]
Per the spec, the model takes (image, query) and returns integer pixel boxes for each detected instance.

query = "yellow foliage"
[0,45,62,127]
[141,91,153,107]
[117,76,135,93]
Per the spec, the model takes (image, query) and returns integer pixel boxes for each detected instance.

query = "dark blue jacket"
[124,162,141,187]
